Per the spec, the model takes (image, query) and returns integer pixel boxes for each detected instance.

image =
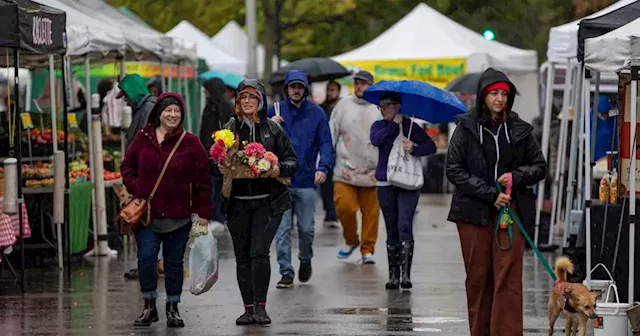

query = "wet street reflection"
[0,195,579,335]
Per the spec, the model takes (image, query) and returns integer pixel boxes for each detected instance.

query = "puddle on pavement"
[327,307,465,333]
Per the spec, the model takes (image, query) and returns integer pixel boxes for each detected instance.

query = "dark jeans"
[211,176,225,223]
[136,222,192,302]
[320,170,337,221]
[377,185,420,244]
[227,197,282,304]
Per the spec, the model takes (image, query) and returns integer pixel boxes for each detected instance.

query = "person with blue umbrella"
[445,68,546,335]
[370,92,437,290]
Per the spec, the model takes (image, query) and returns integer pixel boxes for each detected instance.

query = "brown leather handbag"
[119,132,186,234]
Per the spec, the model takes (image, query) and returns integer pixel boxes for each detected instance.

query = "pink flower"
[264,151,278,165]
[209,143,227,163]
[244,142,266,159]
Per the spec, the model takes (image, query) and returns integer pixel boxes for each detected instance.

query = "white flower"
[257,158,271,172]
[248,156,257,165]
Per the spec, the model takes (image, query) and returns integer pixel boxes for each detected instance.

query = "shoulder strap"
[274,102,280,117]
[149,131,187,200]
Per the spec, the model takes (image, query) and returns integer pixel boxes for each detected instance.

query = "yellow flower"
[213,129,235,149]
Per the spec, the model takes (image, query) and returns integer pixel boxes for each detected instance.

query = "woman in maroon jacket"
[121,92,211,328]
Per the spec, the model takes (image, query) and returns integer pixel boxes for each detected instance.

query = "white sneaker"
[324,220,340,228]
[209,221,226,233]
[362,253,375,264]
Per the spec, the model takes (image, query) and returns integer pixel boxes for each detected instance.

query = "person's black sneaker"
[124,268,139,280]
[276,274,294,288]
[236,305,255,325]
[298,260,312,282]
[254,302,271,325]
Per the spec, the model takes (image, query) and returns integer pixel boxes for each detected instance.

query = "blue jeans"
[275,188,316,276]
[211,176,225,223]
[377,185,420,244]
[136,222,192,302]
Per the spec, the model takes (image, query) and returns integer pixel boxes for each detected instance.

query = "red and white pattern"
[0,196,31,263]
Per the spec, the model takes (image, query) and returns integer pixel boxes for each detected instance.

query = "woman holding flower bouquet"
[211,78,298,325]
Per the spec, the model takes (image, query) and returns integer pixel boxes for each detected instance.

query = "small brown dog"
[548,256,599,336]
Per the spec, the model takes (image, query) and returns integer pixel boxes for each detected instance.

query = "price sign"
[20,113,33,129]
[68,113,78,129]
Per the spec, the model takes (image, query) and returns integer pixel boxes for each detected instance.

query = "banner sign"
[338,58,466,88]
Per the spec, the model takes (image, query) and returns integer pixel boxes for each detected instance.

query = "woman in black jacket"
[214,79,298,326]
[445,68,546,336]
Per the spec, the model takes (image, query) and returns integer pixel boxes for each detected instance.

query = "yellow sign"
[20,113,33,129]
[338,58,466,88]
[68,113,78,128]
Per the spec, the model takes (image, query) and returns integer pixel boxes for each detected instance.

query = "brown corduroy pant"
[457,220,524,336]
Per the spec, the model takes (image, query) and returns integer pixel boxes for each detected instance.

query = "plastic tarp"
[210,20,287,76]
[547,0,636,63]
[584,17,640,73]
[56,0,175,62]
[330,3,539,122]
[167,21,245,73]
[36,0,126,59]
[332,3,537,72]
[0,0,66,66]
[578,1,640,61]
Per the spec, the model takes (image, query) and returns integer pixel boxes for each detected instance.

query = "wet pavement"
[0,195,585,335]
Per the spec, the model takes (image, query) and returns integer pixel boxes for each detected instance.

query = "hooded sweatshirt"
[267,70,335,189]
[199,78,234,149]
[330,94,380,187]
[118,74,156,148]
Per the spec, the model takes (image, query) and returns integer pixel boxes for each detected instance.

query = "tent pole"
[49,55,58,152]
[61,55,71,280]
[592,72,600,162]
[84,55,99,257]
[628,66,638,305]
[534,62,555,247]
[13,48,25,294]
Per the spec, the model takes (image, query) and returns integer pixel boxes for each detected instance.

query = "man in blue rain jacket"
[268,70,335,288]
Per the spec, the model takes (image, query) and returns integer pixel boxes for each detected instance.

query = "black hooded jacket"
[200,78,233,149]
[446,68,547,227]
[211,78,299,215]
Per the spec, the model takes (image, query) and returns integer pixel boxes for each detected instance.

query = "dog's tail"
[554,256,574,282]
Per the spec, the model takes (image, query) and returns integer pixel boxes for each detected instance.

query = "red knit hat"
[482,82,511,97]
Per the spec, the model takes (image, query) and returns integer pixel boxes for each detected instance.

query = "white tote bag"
[386,120,424,190]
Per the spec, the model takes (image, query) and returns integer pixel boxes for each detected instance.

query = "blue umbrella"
[363,80,468,124]
[199,70,244,89]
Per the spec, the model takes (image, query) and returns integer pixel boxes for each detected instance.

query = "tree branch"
[280,7,359,29]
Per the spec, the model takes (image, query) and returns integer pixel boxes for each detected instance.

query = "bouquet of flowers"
[210,127,290,198]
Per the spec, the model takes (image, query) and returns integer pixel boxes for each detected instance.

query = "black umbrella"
[444,73,482,95]
[269,57,351,84]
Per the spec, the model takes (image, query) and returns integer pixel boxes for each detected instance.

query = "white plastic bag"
[386,121,424,190]
[189,224,219,295]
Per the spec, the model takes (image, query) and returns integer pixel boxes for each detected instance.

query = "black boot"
[254,302,272,325]
[166,302,184,328]
[133,299,158,327]
[385,244,400,290]
[400,241,414,289]
[236,305,256,325]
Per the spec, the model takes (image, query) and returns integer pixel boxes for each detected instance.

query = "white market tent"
[332,3,539,122]
[584,16,640,73]
[167,21,246,74]
[547,0,636,63]
[210,20,287,77]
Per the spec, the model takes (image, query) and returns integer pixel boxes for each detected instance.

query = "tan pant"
[457,220,524,336]
[334,182,379,255]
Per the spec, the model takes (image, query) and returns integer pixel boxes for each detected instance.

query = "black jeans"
[319,170,337,221]
[211,176,225,223]
[227,197,283,305]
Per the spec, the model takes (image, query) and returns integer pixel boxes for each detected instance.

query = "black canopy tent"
[577,0,640,62]
[0,0,67,292]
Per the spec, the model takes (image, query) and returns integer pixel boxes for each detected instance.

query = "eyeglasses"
[377,102,398,110]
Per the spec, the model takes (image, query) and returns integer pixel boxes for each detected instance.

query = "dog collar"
[563,296,578,313]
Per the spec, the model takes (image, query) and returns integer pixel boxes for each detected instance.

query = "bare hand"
[498,173,509,186]
[494,193,511,208]
[403,140,414,152]
[218,164,231,175]
[272,116,284,124]
[270,164,280,178]
[315,171,327,184]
